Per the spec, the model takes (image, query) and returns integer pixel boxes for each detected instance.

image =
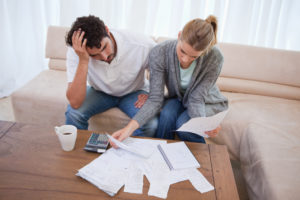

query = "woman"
[111,15,228,146]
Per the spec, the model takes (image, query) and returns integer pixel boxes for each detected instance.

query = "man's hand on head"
[72,29,90,64]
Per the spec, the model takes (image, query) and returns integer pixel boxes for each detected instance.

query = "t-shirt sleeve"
[141,37,156,70]
[66,47,79,83]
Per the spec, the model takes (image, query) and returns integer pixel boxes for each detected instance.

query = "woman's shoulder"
[149,40,177,59]
[151,40,177,52]
[205,45,224,63]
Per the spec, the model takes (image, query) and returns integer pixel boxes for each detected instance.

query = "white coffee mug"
[54,125,77,151]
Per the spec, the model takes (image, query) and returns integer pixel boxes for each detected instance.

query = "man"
[65,15,157,136]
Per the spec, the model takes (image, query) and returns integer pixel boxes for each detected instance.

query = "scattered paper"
[124,162,144,194]
[177,109,229,137]
[106,134,154,158]
[188,168,214,193]
[76,152,127,196]
[148,180,170,199]
[76,137,214,199]
[158,142,200,170]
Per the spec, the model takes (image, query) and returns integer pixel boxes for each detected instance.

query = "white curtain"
[0,0,60,98]
[1,0,300,98]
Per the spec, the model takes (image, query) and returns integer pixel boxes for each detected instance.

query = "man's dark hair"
[65,15,108,48]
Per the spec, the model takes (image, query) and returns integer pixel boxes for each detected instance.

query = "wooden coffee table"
[0,121,239,200]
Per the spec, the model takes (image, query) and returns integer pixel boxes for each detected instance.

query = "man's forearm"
[66,61,89,109]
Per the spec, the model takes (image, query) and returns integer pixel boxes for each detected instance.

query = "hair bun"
[205,15,217,32]
[205,15,218,45]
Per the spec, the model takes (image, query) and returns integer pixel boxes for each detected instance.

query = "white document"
[157,142,200,170]
[144,150,171,199]
[148,180,170,199]
[76,151,128,196]
[177,109,229,137]
[124,162,144,194]
[187,168,214,193]
[77,138,214,199]
[77,138,166,197]
[106,134,154,158]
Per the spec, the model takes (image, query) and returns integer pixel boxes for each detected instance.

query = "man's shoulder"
[66,47,79,62]
[112,29,156,49]
[67,46,75,55]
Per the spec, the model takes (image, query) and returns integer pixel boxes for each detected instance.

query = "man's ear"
[105,25,110,34]
[178,31,182,40]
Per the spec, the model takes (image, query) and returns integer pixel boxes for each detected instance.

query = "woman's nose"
[182,55,189,63]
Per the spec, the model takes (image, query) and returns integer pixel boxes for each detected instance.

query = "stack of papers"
[77,138,214,199]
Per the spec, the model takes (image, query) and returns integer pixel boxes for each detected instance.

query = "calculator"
[84,133,109,153]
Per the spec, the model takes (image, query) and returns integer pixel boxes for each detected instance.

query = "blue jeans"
[65,86,158,137]
[156,98,205,143]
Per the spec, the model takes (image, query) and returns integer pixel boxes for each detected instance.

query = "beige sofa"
[11,26,300,200]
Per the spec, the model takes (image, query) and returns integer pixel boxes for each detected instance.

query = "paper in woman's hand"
[177,109,229,138]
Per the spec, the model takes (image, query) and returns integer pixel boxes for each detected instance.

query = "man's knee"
[65,105,89,129]
[65,105,79,119]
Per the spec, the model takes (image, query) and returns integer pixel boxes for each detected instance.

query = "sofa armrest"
[45,26,69,70]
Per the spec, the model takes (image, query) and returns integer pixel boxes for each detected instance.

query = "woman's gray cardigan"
[133,40,228,127]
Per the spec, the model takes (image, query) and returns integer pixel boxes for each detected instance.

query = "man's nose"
[101,52,109,61]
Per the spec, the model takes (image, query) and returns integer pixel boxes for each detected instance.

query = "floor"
[0,96,249,200]
[231,159,249,200]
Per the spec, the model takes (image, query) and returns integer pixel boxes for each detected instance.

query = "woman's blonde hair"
[180,15,218,52]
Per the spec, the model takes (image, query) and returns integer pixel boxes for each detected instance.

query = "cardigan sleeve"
[133,45,166,127]
[187,47,224,118]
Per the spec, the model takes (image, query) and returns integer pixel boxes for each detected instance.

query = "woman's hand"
[205,125,221,137]
[134,94,148,108]
[72,29,89,64]
[110,120,139,148]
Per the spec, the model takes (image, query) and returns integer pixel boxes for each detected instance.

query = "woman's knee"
[160,99,183,122]
[176,131,206,143]
[175,110,190,129]
[141,116,158,137]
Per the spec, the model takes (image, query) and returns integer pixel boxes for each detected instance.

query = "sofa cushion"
[219,43,300,88]
[89,108,130,133]
[212,92,300,161]
[217,77,300,101]
[239,123,300,200]
[48,58,66,71]
[11,69,130,131]
[45,26,69,70]
[11,70,68,126]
